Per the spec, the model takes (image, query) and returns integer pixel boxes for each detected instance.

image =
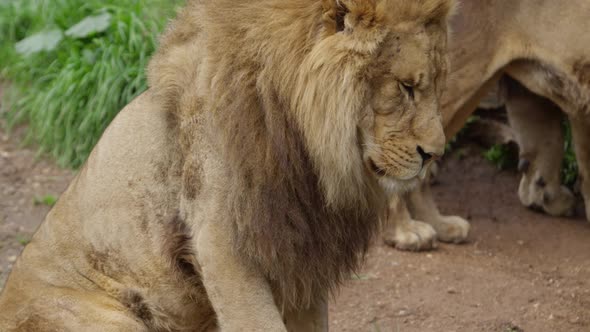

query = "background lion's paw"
[518,175,575,217]
[431,215,470,244]
[383,220,437,251]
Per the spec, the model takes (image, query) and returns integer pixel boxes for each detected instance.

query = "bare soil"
[0,124,73,288]
[330,150,590,332]
[1,119,589,330]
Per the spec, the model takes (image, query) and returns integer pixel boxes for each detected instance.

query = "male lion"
[0,0,454,330]
[385,0,590,251]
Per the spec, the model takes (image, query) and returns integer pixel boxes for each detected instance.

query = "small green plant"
[504,326,524,332]
[350,273,371,281]
[562,120,578,188]
[33,194,58,207]
[483,143,517,170]
[15,234,31,246]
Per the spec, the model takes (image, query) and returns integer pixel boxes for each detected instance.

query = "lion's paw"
[518,175,575,217]
[430,215,470,244]
[383,220,437,251]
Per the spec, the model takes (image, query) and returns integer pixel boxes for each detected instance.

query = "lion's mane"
[149,0,453,307]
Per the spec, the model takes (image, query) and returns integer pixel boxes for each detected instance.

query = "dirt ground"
[330,151,590,332]
[0,124,74,288]
[1,113,589,330]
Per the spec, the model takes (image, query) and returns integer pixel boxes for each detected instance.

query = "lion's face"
[360,21,447,192]
[289,0,454,207]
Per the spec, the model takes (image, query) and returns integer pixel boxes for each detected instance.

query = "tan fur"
[503,78,575,217]
[386,0,590,251]
[0,0,454,331]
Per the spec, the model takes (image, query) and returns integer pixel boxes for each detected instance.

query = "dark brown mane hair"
[198,2,383,308]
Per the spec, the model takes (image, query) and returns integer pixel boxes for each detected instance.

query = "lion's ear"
[335,1,348,32]
[322,0,377,34]
[422,0,457,25]
[322,0,349,33]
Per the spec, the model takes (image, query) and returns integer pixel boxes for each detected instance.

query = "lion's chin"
[377,176,420,197]
[365,158,422,196]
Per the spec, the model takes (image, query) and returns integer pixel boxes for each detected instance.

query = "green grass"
[503,325,523,332]
[0,0,183,168]
[33,194,58,207]
[562,121,578,188]
[483,144,518,171]
[15,234,31,246]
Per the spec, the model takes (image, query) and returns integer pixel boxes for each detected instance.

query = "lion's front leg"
[196,222,287,332]
[568,113,590,222]
[284,297,328,332]
[382,195,437,251]
[505,78,575,217]
[405,173,470,244]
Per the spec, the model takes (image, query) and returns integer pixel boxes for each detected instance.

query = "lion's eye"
[399,82,415,100]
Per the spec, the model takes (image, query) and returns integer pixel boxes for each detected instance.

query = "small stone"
[517,240,525,246]
[8,255,17,263]
[569,316,581,324]
[447,287,457,294]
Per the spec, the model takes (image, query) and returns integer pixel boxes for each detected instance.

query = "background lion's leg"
[568,113,590,222]
[196,222,287,332]
[505,78,575,217]
[284,296,328,332]
[405,173,470,244]
[382,195,437,251]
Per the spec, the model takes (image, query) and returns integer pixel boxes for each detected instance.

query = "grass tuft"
[33,194,58,207]
[562,120,578,188]
[483,144,518,171]
[16,234,31,247]
[1,0,183,168]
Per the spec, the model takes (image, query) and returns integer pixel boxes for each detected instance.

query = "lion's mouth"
[368,159,387,177]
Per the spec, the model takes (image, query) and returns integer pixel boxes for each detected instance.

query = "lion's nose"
[417,146,440,163]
